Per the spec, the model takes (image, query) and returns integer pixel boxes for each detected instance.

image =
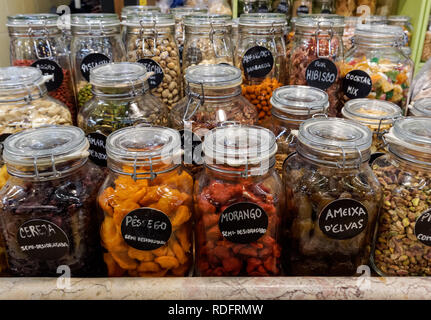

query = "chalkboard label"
[415,210,431,246]
[369,152,385,165]
[219,202,268,244]
[87,132,107,167]
[80,53,110,82]
[179,129,203,166]
[121,208,172,251]
[17,219,70,260]
[242,46,274,78]
[31,59,64,92]
[343,70,372,99]
[137,59,164,89]
[179,44,184,67]
[297,5,310,15]
[319,199,368,240]
[277,2,289,13]
[305,58,338,90]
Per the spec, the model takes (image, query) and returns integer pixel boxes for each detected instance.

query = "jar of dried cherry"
[98,125,193,277]
[263,85,329,173]
[195,124,283,276]
[289,14,344,117]
[0,126,105,276]
[236,13,287,123]
[283,118,382,275]
[7,14,77,122]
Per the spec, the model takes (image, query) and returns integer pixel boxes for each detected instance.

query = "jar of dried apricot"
[98,125,193,277]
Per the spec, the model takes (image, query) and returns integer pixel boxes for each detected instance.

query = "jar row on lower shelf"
[0,115,430,278]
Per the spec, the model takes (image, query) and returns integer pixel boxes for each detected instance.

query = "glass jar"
[236,13,287,123]
[273,0,291,15]
[78,62,169,168]
[171,7,207,67]
[264,85,328,173]
[8,14,77,122]
[125,12,182,110]
[240,0,258,14]
[313,0,334,13]
[0,126,105,276]
[289,15,344,117]
[171,64,258,174]
[195,125,283,276]
[70,14,126,109]
[98,126,193,277]
[388,16,413,47]
[183,14,233,74]
[121,5,161,43]
[371,117,431,276]
[343,16,359,52]
[342,99,402,154]
[409,99,431,117]
[341,24,414,115]
[283,118,382,275]
[292,0,313,16]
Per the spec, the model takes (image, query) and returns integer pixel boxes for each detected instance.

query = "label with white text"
[87,132,107,167]
[242,46,274,78]
[318,199,368,240]
[17,219,70,260]
[137,59,164,89]
[219,202,268,244]
[342,70,372,99]
[31,59,64,92]
[80,53,110,82]
[121,208,172,251]
[305,58,338,90]
[415,209,431,246]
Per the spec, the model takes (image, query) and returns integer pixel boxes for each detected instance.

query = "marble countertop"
[0,277,430,300]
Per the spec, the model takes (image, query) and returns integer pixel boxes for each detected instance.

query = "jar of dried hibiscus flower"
[98,125,193,277]
[289,14,344,117]
[371,117,431,276]
[283,118,382,276]
[195,124,283,276]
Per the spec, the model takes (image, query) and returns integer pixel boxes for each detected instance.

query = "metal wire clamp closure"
[183,82,205,121]
[315,21,334,59]
[336,146,363,169]
[209,22,227,59]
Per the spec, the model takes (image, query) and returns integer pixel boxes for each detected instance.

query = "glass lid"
[342,99,402,126]
[355,24,403,40]
[90,62,149,89]
[239,13,287,26]
[203,125,277,168]
[125,12,174,26]
[121,5,160,19]
[184,14,232,26]
[3,126,88,173]
[185,64,242,88]
[388,15,411,23]
[0,66,47,99]
[171,6,207,18]
[388,117,431,151]
[298,118,372,160]
[107,126,181,166]
[411,99,431,117]
[71,13,120,27]
[7,14,58,27]
[295,14,345,29]
[270,85,329,116]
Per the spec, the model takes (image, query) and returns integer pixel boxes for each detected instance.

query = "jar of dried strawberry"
[98,125,193,277]
[236,13,287,123]
[7,14,77,123]
[289,14,344,117]
[0,126,105,276]
[195,124,283,276]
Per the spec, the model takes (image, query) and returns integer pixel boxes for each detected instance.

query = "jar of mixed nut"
[98,126,193,277]
[70,14,126,109]
[409,99,431,117]
[78,62,169,168]
[263,85,328,174]
[340,24,414,115]
[342,99,402,155]
[125,12,182,110]
[372,117,431,276]
[8,14,77,122]
[289,14,344,117]
[283,118,383,275]
[182,14,233,76]
[171,7,207,66]
[0,126,105,276]
[121,5,161,43]
[236,13,287,123]
[388,15,413,47]
[195,124,283,276]
[171,64,258,175]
